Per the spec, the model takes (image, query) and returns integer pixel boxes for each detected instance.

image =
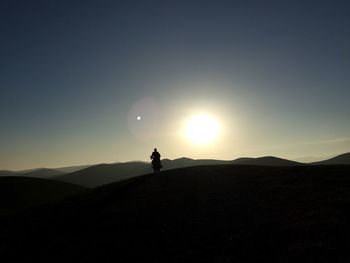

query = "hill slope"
[2,165,350,262]
[54,164,92,173]
[0,176,86,214]
[232,156,304,166]
[55,158,231,188]
[21,168,65,178]
[311,152,350,165]
[0,168,65,179]
[161,157,231,169]
[0,170,19,177]
[55,162,151,188]
[55,156,301,188]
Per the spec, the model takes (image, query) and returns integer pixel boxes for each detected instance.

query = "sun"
[184,114,220,145]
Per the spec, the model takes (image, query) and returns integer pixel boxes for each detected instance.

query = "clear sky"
[1,0,350,170]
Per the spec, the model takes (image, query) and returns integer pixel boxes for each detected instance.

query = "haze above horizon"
[1,0,349,170]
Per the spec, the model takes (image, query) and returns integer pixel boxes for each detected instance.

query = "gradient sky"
[1,0,350,170]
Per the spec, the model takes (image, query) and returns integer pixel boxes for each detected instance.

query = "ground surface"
[1,165,350,262]
[0,176,86,214]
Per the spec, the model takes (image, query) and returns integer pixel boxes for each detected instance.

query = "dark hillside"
[55,157,300,188]
[233,156,303,166]
[55,162,151,187]
[2,165,350,262]
[0,176,86,214]
[312,152,350,165]
[21,168,65,178]
[0,170,18,176]
[55,159,230,188]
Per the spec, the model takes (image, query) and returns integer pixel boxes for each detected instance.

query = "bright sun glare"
[184,114,220,145]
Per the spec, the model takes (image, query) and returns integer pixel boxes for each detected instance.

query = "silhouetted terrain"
[1,165,350,262]
[54,157,301,188]
[0,176,86,214]
[231,156,303,166]
[0,165,91,179]
[0,168,64,178]
[2,153,349,189]
[55,161,151,187]
[311,152,350,165]
[54,164,92,173]
[20,168,65,178]
[161,157,231,169]
[0,170,19,177]
[55,158,231,188]
[54,153,350,188]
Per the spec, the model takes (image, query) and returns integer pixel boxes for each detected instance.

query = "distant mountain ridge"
[54,164,93,173]
[0,165,92,179]
[55,152,350,188]
[232,156,303,166]
[311,152,350,165]
[55,162,151,188]
[2,152,349,188]
[55,156,303,188]
[20,168,65,178]
[0,170,19,176]
[0,168,64,179]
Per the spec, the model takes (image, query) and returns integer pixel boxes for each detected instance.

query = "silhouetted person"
[150,148,162,174]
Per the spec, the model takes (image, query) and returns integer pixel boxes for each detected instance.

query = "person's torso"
[152,152,161,159]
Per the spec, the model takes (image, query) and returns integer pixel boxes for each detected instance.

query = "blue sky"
[1,0,349,169]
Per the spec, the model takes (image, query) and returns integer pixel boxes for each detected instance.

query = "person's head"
[154,148,157,152]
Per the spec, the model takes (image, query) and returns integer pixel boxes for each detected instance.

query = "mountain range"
[0,165,91,178]
[1,152,349,188]
[54,153,349,187]
[311,152,350,165]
